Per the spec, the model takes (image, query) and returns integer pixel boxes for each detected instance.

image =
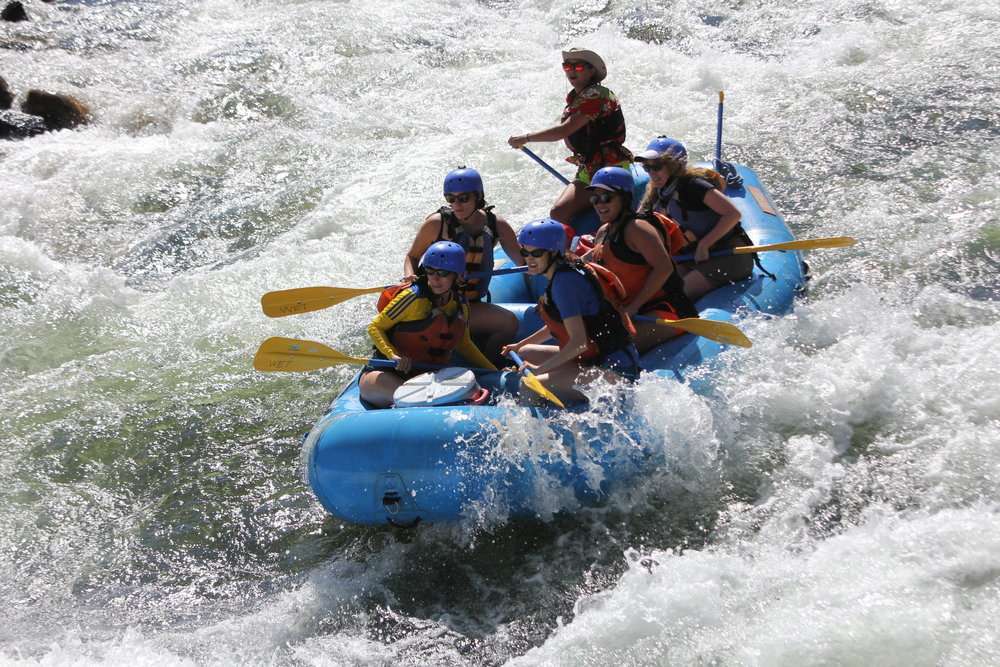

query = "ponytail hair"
[638,164,727,214]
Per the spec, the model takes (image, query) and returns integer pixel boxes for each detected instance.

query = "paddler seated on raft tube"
[635,137,755,301]
[404,167,524,362]
[362,241,497,408]
[506,47,632,226]
[500,218,640,406]
[582,166,699,353]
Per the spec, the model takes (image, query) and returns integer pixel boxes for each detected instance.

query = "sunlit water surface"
[1,0,998,664]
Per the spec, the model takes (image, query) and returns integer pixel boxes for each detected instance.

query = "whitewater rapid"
[1,0,998,664]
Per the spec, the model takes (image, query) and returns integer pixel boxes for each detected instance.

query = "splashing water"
[1,0,998,663]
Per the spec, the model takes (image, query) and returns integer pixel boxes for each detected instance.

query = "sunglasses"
[519,247,549,258]
[444,193,474,204]
[562,62,590,72]
[589,192,617,205]
[425,268,455,278]
[642,162,668,173]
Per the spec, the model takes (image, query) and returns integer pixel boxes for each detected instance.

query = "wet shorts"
[677,232,755,289]
[573,157,633,185]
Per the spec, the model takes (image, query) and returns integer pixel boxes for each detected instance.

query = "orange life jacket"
[538,260,635,362]
[591,213,698,320]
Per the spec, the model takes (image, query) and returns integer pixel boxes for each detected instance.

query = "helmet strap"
[457,207,480,224]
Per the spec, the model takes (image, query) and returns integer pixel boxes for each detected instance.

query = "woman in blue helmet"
[404,167,524,360]
[634,136,754,300]
[585,166,699,352]
[362,241,497,408]
[500,218,640,405]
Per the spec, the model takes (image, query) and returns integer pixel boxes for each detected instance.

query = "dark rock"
[1,2,28,22]
[21,89,92,130]
[0,75,12,109]
[0,110,47,139]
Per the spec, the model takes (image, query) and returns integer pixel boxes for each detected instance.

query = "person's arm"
[579,224,609,260]
[694,189,741,262]
[624,220,674,315]
[494,217,526,266]
[534,315,588,375]
[501,324,552,357]
[507,113,590,149]
[404,214,443,277]
[456,305,498,371]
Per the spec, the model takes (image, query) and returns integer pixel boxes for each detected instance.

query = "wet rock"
[0,75,13,109]
[21,89,92,130]
[1,2,28,22]
[0,110,47,139]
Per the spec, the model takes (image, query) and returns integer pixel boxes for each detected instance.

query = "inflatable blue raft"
[302,164,807,526]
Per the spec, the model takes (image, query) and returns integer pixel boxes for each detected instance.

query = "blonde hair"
[638,160,726,214]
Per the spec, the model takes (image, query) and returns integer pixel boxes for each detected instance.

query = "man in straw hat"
[508,47,632,226]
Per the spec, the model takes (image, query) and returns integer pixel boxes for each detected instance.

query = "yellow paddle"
[730,236,857,254]
[506,350,566,409]
[633,315,752,348]
[253,337,372,372]
[260,286,384,318]
[254,337,498,375]
[260,268,528,318]
[672,236,857,262]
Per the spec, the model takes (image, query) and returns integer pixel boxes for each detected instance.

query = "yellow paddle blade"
[260,285,384,318]
[521,373,566,409]
[253,337,369,372]
[657,317,753,348]
[733,236,857,254]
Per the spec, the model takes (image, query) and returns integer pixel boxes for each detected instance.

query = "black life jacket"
[436,206,498,302]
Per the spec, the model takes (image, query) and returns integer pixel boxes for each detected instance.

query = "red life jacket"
[377,284,468,366]
[538,260,635,362]
[591,213,698,320]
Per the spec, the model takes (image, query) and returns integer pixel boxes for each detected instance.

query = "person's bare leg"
[359,370,404,408]
[470,301,519,362]
[515,344,588,404]
[681,270,715,301]
[549,181,592,225]
[632,320,684,353]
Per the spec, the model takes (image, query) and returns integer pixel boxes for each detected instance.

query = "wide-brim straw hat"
[561,48,607,83]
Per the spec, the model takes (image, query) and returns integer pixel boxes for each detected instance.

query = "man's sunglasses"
[445,193,474,204]
[425,268,456,278]
[589,192,617,205]
[642,162,668,173]
[562,62,590,72]
[519,247,549,258]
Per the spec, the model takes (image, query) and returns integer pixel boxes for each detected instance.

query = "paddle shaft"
[506,350,532,374]
[520,147,571,186]
[715,91,725,167]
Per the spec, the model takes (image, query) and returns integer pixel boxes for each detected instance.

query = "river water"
[1,0,998,664]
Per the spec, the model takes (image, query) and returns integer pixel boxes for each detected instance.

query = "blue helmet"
[517,218,566,254]
[635,136,687,164]
[420,241,467,277]
[443,167,484,195]
[588,166,634,193]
